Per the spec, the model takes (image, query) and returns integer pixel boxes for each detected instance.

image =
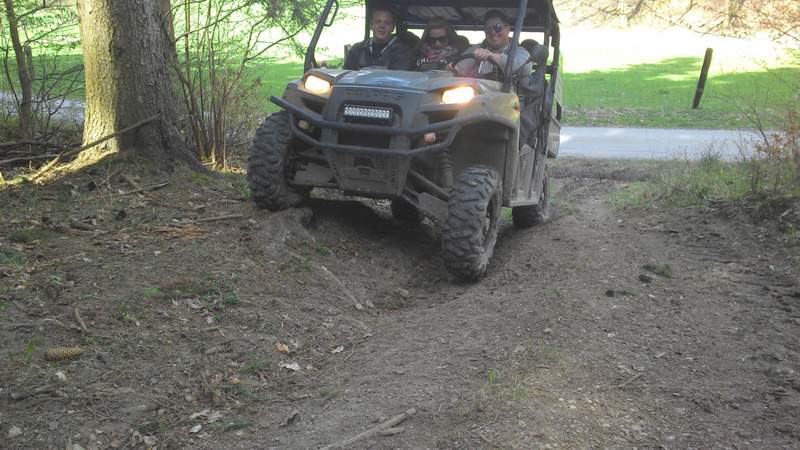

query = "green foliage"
[142,286,162,299]
[487,368,500,385]
[643,263,673,278]
[0,248,26,269]
[143,275,240,311]
[210,420,253,433]
[239,360,269,374]
[23,337,41,362]
[8,228,59,244]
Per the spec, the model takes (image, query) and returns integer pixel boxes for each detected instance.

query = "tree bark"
[3,0,34,140]
[75,0,196,164]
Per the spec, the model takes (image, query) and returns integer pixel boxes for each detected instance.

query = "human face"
[426,28,449,50]
[370,10,395,44]
[484,18,510,50]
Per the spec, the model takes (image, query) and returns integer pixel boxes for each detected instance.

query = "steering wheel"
[450,53,503,80]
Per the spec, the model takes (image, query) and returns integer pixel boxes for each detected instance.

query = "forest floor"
[1,157,799,449]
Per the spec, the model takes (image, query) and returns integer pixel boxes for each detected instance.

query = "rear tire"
[247,111,308,210]
[512,172,551,228]
[441,166,502,281]
[390,198,422,223]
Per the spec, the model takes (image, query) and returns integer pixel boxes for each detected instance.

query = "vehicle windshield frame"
[304,0,559,93]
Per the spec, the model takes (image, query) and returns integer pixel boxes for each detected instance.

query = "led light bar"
[343,105,393,122]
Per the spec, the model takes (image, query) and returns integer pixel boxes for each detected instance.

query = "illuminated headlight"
[442,86,475,104]
[304,75,332,95]
[343,105,393,122]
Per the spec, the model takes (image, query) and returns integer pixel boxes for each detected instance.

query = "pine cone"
[44,346,84,361]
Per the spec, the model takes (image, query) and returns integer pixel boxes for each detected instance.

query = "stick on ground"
[319,408,416,450]
[32,114,159,180]
[72,306,89,334]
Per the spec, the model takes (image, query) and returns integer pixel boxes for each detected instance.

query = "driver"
[453,10,532,80]
[343,7,415,70]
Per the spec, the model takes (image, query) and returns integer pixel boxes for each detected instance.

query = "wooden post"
[692,48,713,109]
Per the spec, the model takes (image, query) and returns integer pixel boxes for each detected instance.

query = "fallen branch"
[72,306,89,334]
[0,154,58,166]
[319,408,416,450]
[319,265,363,310]
[120,182,169,196]
[32,114,159,180]
[0,140,65,149]
[196,214,244,223]
[9,385,54,401]
[378,427,405,436]
[121,174,143,191]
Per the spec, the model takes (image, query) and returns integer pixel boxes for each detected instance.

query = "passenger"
[343,7,415,71]
[414,18,467,71]
[453,10,532,81]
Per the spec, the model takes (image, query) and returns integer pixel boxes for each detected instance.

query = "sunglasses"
[485,22,506,34]
[427,35,448,44]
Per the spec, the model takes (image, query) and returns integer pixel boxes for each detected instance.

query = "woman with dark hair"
[415,18,467,71]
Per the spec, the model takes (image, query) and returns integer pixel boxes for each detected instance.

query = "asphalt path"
[559,126,760,160]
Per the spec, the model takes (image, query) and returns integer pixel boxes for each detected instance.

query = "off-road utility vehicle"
[248,0,563,280]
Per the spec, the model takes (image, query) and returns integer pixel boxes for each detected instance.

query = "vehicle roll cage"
[303,0,560,94]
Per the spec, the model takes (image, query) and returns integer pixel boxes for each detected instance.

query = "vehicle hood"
[337,69,457,91]
[307,68,502,94]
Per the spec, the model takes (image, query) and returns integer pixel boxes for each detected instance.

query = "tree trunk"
[75,0,195,163]
[3,0,34,141]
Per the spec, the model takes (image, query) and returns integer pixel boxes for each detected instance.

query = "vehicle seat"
[453,35,470,53]
[397,30,421,48]
[517,41,549,149]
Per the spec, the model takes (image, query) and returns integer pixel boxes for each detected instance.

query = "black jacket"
[343,36,415,70]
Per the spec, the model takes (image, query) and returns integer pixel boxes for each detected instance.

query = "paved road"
[560,126,760,160]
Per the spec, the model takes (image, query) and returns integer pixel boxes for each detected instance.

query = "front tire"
[512,172,551,228]
[441,166,502,281]
[247,111,308,210]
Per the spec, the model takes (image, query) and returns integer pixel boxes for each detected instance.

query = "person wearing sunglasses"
[414,18,468,71]
[454,10,532,81]
[344,6,416,71]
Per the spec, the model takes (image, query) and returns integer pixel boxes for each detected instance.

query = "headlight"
[304,75,332,95]
[442,86,475,104]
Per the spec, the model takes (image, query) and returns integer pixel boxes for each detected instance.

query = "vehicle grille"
[343,104,393,124]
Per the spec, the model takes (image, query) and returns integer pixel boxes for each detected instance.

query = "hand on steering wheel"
[449,52,503,79]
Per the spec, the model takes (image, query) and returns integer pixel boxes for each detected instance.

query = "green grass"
[0,248,26,269]
[565,57,799,128]
[1,53,85,100]
[609,143,800,219]
[7,228,60,244]
[611,160,751,208]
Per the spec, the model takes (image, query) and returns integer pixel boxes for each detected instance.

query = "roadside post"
[692,48,713,109]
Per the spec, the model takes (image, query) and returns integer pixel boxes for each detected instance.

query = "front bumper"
[271,95,510,157]
[272,94,515,197]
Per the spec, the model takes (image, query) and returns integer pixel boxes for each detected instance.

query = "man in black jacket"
[343,7,415,70]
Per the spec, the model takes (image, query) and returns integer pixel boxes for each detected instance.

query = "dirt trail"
[1,161,798,449]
